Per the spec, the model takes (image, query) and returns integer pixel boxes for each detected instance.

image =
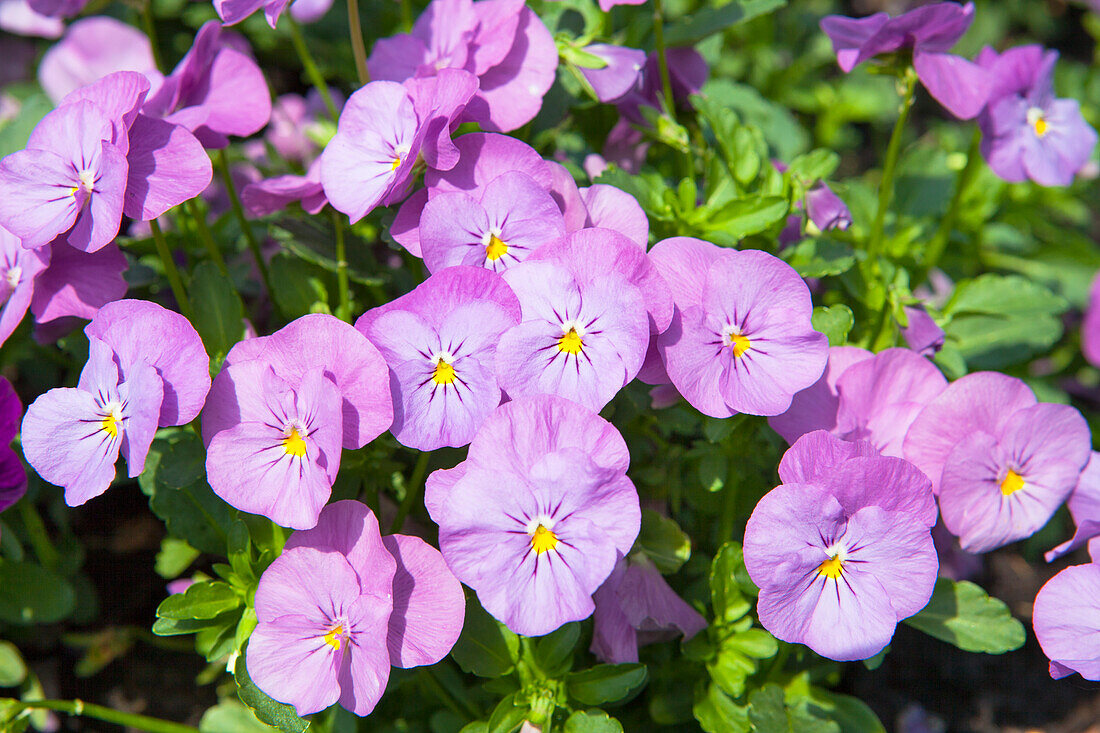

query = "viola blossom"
[25,0,84,17]
[590,553,706,664]
[744,430,938,661]
[265,91,342,165]
[900,305,945,357]
[419,171,565,273]
[767,346,873,444]
[427,395,640,636]
[976,45,1098,187]
[1032,562,1100,681]
[617,48,708,125]
[820,2,991,120]
[37,17,161,103]
[1045,453,1100,562]
[578,44,647,104]
[357,266,520,451]
[804,182,852,233]
[242,159,327,217]
[21,338,162,507]
[650,237,828,417]
[203,314,393,453]
[206,363,343,530]
[321,71,478,223]
[142,21,271,149]
[496,261,649,412]
[0,224,48,346]
[367,0,557,133]
[1083,273,1100,368]
[0,0,62,38]
[0,377,27,512]
[904,372,1092,553]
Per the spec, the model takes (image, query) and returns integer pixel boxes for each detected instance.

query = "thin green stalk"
[17,501,59,572]
[141,1,164,71]
[331,209,351,322]
[867,68,918,260]
[922,127,982,276]
[287,17,340,123]
[391,451,431,533]
[149,220,194,321]
[347,0,370,86]
[714,414,747,544]
[652,0,676,120]
[400,0,413,32]
[184,199,226,275]
[216,150,274,300]
[7,700,199,733]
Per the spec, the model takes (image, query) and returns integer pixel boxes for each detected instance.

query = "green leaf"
[154,431,208,489]
[811,305,854,346]
[563,710,623,733]
[155,537,201,579]
[665,0,786,45]
[486,693,527,733]
[0,642,27,687]
[708,628,777,698]
[269,253,329,319]
[693,683,750,733]
[637,509,692,574]
[748,684,789,732]
[235,645,310,733]
[200,700,279,733]
[782,239,857,278]
[534,622,579,677]
[157,581,241,620]
[700,196,789,243]
[566,663,648,706]
[710,542,752,626]
[903,578,1026,654]
[0,88,52,158]
[0,560,75,625]
[796,688,884,733]
[450,594,520,678]
[784,150,840,184]
[188,261,245,367]
[152,609,241,637]
[945,274,1066,317]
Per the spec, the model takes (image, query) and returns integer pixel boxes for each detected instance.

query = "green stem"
[149,220,194,321]
[400,0,413,32]
[184,200,226,275]
[141,1,164,72]
[346,0,370,86]
[652,0,676,121]
[867,68,917,260]
[7,700,199,733]
[391,451,431,533]
[418,667,477,721]
[714,414,747,545]
[922,127,982,277]
[216,150,273,301]
[331,209,351,322]
[17,502,59,572]
[287,17,340,123]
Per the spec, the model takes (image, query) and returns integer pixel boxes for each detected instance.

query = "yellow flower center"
[531,525,558,554]
[727,332,751,358]
[390,156,402,171]
[817,554,844,580]
[432,358,456,385]
[283,427,307,457]
[485,234,509,261]
[100,413,119,438]
[1000,468,1025,496]
[323,624,344,651]
[1027,107,1049,138]
[558,327,584,355]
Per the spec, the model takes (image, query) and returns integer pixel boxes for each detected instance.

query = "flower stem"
[391,451,431,533]
[216,149,273,301]
[867,68,917,260]
[6,700,199,733]
[16,501,59,571]
[184,199,226,275]
[922,127,982,277]
[141,1,164,72]
[149,219,194,321]
[652,0,676,121]
[287,16,340,123]
[331,209,351,322]
[346,0,370,86]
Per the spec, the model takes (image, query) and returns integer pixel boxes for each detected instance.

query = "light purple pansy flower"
[900,305,945,357]
[1032,562,1100,681]
[650,237,828,418]
[288,0,332,22]
[576,185,649,247]
[265,90,342,165]
[617,48,708,124]
[590,553,706,665]
[427,395,640,636]
[820,2,991,119]
[1083,272,1100,368]
[213,0,290,28]
[1047,453,1100,562]
[579,44,647,104]
[744,430,938,661]
[768,346,872,444]
[804,182,852,232]
[202,314,393,451]
[496,260,650,412]
[31,241,128,331]
[904,372,1092,553]
[0,0,62,38]
[242,159,327,217]
[37,17,161,103]
[143,21,271,149]
[25,0,84,17]
[368,0,557,133]
[321,71,478,223]
[357,266,520,450]
[206,363,342,530]
[21,337,163,506]
[0,225,49,346]
[0,377,27,512]
[976,45,1098,187]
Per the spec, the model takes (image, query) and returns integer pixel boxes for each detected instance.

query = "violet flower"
[804,182,852,232]
[579,44,646,104]
[426,395,639,636]
[904,372,1092,553]
[30,241,128,333]
[744,430,938,661]
[242,159,327,217]
[0,377,27,512]
[214,0,291,28]
[0,224,48,346]
[0,0,62,38]
[1084,272,1100,368]
[357,266,520,451]
[1032,562,1100,680]
[37,17,161,103]
[976,45,1098,187]
[821,2,990,120]
[617,48,708,125]
[650,237,828,417]
[590,554,706,664]
[1045,452,1100,562]
[767,346,873,444]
